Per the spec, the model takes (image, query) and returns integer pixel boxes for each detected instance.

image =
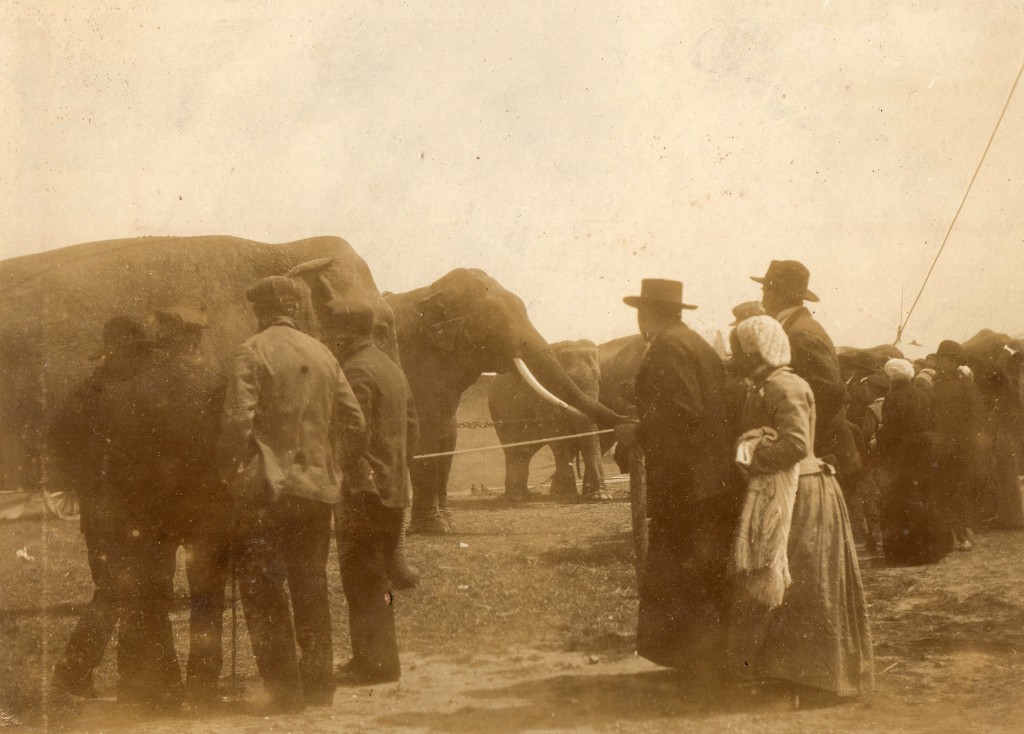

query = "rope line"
[896,58,1024,344]
[413,428,616,460]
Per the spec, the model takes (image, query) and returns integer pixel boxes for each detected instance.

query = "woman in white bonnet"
[729,315,874,702]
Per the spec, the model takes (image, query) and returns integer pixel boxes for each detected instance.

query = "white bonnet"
[735,315,791,368]
[884,358,914,381]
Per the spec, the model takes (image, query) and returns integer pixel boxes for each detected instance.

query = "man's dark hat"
[729,300,765,326]
[928,339,966,364]
[751,260,819,302]
[90,316,156,359]
[245,276,309,304]
[623,279,697,310]
[154,306,209,333]
[325,299,375,335]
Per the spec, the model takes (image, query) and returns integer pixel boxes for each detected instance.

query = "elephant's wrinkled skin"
[489,340,608,502]
[386,269,622,528]
[0,235,393,492]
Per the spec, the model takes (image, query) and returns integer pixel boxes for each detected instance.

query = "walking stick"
[230,549,237,696]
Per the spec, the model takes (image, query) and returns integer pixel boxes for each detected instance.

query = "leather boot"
[387,511,420,589]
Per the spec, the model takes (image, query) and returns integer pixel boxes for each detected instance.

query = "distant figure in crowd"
[151,306,230,707]
[324,300,419,685]
[929,340,987,552]
[220,276,365,712]
[753,260,861,482]
[876,358,941,565]
[50,317,157,698]
[728,315,874,700]
[618,279,739,680]
[913,367,936,397]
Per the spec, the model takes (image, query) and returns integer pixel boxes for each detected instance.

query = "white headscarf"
[735,315,791,368]
[884,358,914,382]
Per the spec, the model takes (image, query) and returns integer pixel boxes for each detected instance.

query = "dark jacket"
[635,321,736,506]
[778,307,860,476]
[339,338,419,509]
[930,372,986,465]
[102,351,224,536]
[878,381,931,468]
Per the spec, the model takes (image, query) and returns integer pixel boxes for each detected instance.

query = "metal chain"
[457,416,582,429]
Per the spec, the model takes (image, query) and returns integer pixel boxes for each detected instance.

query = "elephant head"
[388,268,621,427]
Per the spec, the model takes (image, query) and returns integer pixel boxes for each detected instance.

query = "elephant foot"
[582,486,613,503]
[501,489,534,504]
[407,514,451,536]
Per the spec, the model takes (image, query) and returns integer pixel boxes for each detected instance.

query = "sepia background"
[2,0,1022,355]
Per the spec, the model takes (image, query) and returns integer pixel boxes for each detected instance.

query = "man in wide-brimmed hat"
[928,339,986,552]
[619,279,739,678]
[752,260,861,480]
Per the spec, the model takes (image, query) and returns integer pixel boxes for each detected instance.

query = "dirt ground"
[2,478,1024,734]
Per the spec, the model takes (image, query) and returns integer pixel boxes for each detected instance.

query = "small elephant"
[489,340,610,503]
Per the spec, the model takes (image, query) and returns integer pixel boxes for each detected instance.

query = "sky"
[2,1,1023,357]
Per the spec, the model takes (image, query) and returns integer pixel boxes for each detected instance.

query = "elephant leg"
[409,419,457,535]
[549,442,579,503]
[502,445,537,502]
[580,434,611,502]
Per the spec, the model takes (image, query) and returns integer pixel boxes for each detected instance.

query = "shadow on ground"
[376,669,797,733]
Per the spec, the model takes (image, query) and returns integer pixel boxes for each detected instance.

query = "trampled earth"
[2,476,1023,733]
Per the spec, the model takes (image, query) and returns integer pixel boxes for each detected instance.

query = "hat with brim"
[927,339,966,365]
[623,279,697,310]
[89,316,157,359]
[751,260,819,302]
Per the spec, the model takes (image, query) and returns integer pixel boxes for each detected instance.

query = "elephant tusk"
[513,358,589,421]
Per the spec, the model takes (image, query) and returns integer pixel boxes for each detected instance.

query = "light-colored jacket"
[221,317,366,505]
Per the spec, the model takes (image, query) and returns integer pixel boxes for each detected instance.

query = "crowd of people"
[618,259,1020,704]
[45,259,1021,716]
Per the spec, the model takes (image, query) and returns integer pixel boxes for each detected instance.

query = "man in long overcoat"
[220,276,365,712]
[50,317,157,698]
[619,279,739,678]
[753,260,860,479]
[929,340,986,551]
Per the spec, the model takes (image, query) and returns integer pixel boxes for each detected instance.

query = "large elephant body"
[386,268,621,528]
[0,235,393,492]
[488,340,608,502]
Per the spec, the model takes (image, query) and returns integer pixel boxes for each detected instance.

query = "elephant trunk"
[517,340,623,427]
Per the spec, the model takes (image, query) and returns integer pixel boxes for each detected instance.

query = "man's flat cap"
[245,276,309,304]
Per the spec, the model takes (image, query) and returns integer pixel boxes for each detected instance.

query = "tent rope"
[895,58,1024,344]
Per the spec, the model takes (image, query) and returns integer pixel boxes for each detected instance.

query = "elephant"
[488,339,610,503]
[385,268,624,534]
[0,235,394,493]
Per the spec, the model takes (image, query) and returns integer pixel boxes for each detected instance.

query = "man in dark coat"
[877,358,940,564]
[50,317,157,698]
[220,276,365,712]
[324,300,419,685]
[753,260,860,478]
[618,279,739,678]
[150,306,231,706]
[100,307,226,710]
[929,340,987,552]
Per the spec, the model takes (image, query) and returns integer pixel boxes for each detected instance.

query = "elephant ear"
[285,257,351,307]
[416,292,462,353]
